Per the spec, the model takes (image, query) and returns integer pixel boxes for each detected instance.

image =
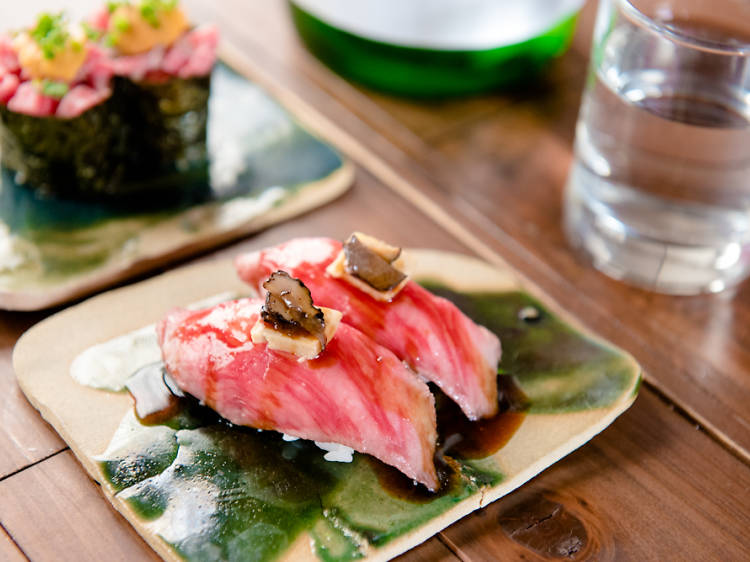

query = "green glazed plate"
[0,63,353,311]
[14,249,640,561]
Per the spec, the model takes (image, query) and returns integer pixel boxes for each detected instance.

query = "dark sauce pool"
[437,376,528,460]
[364,376,529,503]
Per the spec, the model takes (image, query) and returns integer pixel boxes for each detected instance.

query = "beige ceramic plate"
[14,250,640,561]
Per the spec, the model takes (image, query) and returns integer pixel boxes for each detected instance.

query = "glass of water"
[564,0,750,294]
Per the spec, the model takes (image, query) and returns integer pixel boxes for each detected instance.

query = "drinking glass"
[564,0,750,294]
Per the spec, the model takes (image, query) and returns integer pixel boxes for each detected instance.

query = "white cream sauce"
[70,291,239,391]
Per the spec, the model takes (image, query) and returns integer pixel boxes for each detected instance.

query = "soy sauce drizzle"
[126,362,184,425]
[372,376,529,501]
[367,454,464,504]
[437,376,528,460]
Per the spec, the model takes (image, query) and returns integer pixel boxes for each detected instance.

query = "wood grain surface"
[0,451,161,562]
[0,524,26,562]
[1,1,748,560]
[0,310,64,477]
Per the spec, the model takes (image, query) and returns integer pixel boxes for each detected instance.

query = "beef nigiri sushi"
[235,235,502,420]
[157,273,440,490]
[0,13,124,197]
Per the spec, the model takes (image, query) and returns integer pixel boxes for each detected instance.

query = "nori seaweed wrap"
[0,92,128,198]
[115,73,210,178]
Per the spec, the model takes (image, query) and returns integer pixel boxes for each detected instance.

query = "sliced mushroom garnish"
[325,233,410,302]
[343,234,407,292]
[261,271,326,349]
[351,232,402,263]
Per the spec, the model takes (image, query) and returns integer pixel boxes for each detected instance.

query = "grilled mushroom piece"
[343,234,407,292]
[261,271,326,348]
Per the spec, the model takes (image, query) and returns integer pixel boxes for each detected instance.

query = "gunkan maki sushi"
[91,0,218,177]
[0,3,218,204]
[0,13,127,198]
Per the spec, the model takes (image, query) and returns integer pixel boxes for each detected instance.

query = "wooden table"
[1,1,749,560]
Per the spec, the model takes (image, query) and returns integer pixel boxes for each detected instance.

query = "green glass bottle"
[290,0,583,97]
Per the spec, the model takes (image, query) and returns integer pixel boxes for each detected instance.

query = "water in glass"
[565,2,750,294]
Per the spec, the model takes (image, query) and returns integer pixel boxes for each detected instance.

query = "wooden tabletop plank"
[156,167,471,281]
[0,311,65,478]
[0,524,27,562]
[0,451,162,562]
[197,0,750,460]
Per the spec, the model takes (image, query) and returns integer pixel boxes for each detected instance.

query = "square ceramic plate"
[0,63,353,311]
[14,248,640,562]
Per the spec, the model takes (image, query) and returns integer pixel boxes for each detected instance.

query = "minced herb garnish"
[140,0,180,27]
[106,0,179,28]
[30,12,71,60]
[39,79,70,99]
[81,22,102,41]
